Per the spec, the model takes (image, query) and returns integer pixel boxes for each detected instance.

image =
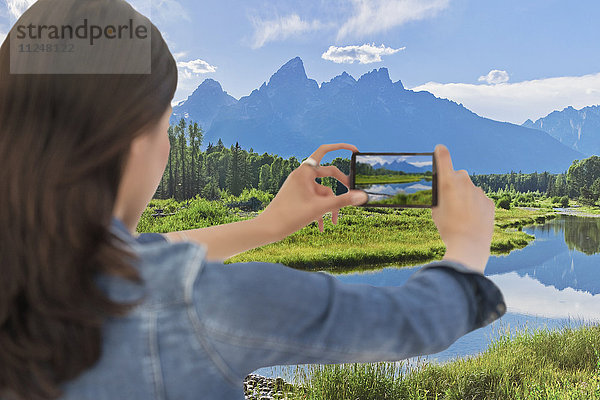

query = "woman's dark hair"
[0,0,177,398]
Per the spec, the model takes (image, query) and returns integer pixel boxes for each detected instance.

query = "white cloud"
[322,43,405,64]
[408,161,433,167]
[337,0,450,40]
[250,13,324,49]
[172,56,218,106]
[247,0,447,48]
[5,0,36,22]
[172,51,188,60]
[177,58,217,75]
[411,72,600,124]
[357,156,386,165]
[478,69,509,85]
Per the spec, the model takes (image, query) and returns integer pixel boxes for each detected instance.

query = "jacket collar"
[111,215,137,244]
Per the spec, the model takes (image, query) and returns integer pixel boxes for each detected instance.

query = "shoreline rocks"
[243,374,297,400]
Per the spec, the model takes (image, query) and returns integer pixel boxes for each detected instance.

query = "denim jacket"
[59,216,506,399]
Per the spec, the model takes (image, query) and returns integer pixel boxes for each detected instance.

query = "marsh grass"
[136,193,558,272]
[277,324,600,399]
[493,207,557,229]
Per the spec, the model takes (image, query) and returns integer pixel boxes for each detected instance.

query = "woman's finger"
[434,144,454,178]
[308,143,359,164]
[314,165,351,188]
[332,209,338,225]
[314,182,334,196]
[313,183,338,232]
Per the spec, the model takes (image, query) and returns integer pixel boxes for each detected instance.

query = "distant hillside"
[523,105,600,156]
[172,56,583,173]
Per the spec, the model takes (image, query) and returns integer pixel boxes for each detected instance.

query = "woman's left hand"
[257,143,369,240]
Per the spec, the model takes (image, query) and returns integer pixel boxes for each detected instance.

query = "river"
[253,214,600,380]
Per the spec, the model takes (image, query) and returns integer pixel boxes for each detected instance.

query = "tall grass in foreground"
[284,324,600,399]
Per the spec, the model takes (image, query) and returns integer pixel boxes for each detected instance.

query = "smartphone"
[349,152,437,208]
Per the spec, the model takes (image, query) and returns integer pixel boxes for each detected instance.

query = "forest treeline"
[355,161,433,177]
[156,118,600,205]
[471,155,600,205]
[155,118,348,201]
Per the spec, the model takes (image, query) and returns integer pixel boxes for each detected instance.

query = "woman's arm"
[189,256,505,381]
[164,143,369,261]
[163,217,281,262]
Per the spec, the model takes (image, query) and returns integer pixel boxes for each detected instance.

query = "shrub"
[496,195,511,210]
[560,196,569,208]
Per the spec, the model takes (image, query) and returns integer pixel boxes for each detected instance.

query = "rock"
[243,374,295,400]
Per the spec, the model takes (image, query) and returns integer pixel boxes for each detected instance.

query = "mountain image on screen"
[355,155,433,206]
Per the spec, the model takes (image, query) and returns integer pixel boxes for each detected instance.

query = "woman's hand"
[432,144,496,274]
[257,143,369,240]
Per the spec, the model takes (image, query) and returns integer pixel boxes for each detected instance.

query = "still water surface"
[359,179,432,202]
[254,214,600,378]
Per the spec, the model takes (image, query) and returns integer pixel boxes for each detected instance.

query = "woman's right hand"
[431,144,495,274]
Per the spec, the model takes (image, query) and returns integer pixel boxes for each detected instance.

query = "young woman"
[0,1,504,399]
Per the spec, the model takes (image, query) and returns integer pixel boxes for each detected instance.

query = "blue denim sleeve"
[191,258,506,380]
[135,232,168,244]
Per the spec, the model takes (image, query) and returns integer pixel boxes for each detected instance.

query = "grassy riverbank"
[273,324,600,400]
[563,201,600,216]
[137,194,557,272]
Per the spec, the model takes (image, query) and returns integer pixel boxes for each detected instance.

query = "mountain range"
[523,105,600,157]
[171,56,585,173]
[371,160,430,174]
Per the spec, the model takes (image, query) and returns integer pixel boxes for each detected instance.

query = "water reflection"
[359,179,432,204]
[491,272,600,319]
[254,214,600,377]
[563,215,600,255]
[492,215,600,295]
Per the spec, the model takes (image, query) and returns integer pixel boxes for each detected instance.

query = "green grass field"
[137,191,556,272]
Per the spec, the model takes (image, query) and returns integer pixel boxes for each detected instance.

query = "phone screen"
[350,152,437,208]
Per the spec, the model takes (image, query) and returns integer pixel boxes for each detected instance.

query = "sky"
[2,0,599,125]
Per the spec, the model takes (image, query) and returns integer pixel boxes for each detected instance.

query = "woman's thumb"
[344,190,368,206]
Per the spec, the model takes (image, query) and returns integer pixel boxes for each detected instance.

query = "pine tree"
[177,118,187,200]
[167,125,176,198]
[270,157,283,193]
[216,138,225,151]
[229,141,242,196]
[206,142,214,154]
[259,164,272,192]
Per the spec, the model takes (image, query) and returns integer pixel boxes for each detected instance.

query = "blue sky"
[2,0,599,124]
